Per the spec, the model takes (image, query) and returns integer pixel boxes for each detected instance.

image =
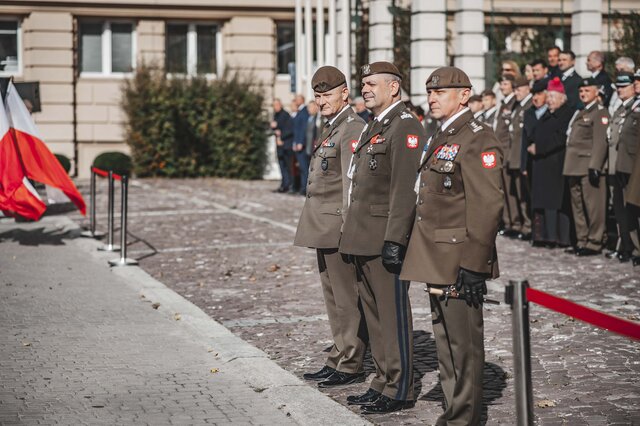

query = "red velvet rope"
[91,167,122,181]
[526,287,640,341]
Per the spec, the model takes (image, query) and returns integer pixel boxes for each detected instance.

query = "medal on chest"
[321,158,328,171]
[369,158,378,170]
[443,175,452,189]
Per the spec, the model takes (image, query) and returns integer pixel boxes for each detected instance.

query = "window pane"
[111,23,133,73]
[0,21,18,72]
[80,22,103,72]
[276,22,294,75]
[196,25,217,75]
[166,24,187,74]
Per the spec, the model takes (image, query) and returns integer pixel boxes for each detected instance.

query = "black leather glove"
[616,172,630,189]
[588,169,600,187]
[454,268,488,308]
[381,241,406,275]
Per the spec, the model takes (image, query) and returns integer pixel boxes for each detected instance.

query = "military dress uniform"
[294,67,368,380]
[563,83,610,253]
[401,68,503,426]
[495,90,518,233]
[507,79,533,238]
[339,62,426,405]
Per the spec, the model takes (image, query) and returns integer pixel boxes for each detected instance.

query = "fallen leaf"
[536,399,556,408]
[174,313,182,321]
[198,282,204,287]
[151,303,160,310]
[22,342,31,347]
[210,368,219,373]
[267,264,280,272]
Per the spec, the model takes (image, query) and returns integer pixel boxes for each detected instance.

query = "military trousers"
[353,255,414,401]
[317,249,367,373]
[502,168,520,231]
[568,175,606,251]
[509,169,532,234]
[429,290,484,426]
[609,176,640,254]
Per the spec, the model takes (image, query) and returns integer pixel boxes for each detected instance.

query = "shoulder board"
[467,119,484,133]
[597,105,604,110]
[346,115,355,123]
[400,111,414,120]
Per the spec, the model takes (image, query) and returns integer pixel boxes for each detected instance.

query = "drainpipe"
[72,17,79,178]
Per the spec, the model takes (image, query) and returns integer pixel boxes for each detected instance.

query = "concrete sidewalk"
[0,215,369,426]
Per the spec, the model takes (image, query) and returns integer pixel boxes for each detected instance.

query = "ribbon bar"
[526,287,640,341]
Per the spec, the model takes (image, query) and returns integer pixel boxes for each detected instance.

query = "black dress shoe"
[618,252,632,263]
[632,256,640,267]
[303,366,335,381]
[564,246,577,254]
[605,250,619,259]
[276,186,289,193]
[346,388,381,406]
[360,395,415,414]
[318,371,365,388]
[518,232,532,241]
[576,248,601,257]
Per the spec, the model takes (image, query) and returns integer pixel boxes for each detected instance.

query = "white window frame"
[0,18,22,77]
[79,20,136,78]
[166,22,222,79]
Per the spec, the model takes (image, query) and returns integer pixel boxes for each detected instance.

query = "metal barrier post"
[109,175,137,267]
[98,171,120,252]
[81,168,105,238]
[507,280,534,426]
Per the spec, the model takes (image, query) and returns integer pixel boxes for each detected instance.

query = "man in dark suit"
[531,59,550,82]
[587,50,614,108]
[547,46,561,78]
[559,50,582,110]
[292,94,310,195]
[270,99,294,193]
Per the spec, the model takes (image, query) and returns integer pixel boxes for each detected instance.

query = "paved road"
[0,215,368,426]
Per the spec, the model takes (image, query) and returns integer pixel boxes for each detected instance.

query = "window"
[79,21,135,75]
[0,20,21,75]
[276,22,295,75]
[166,23,219,77]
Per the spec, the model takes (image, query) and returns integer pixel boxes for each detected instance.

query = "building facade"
[0,0,636,177]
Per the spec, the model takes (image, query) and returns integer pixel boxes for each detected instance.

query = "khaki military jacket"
[481,107,497,128]
[563,101,610,176]
[615,97,640,174]
[400,110,504,285]
[294,107,365,249]
[608,99,633,175]
[495,95,517,163]
[339,102,426,256]
[507,96,533,170]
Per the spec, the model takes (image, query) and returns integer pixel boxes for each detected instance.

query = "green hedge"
[93,152,133,176]
[121,66,268,179]
[54,154,71,174]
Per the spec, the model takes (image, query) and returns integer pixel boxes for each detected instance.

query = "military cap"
[468,94,482,103]
[578,77,597,88]
[615,72,634,87]
[311,66,346,93]
[514,76,529,88]
[360,61,402,79]
[425,66,472,89]
[531,78,548,94]
[634,68,640,80]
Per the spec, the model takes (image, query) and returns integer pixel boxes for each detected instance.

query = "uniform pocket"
[319,203,342,215]
[434,227,467,244]
[319,147,338,158]
[370,204,390,217]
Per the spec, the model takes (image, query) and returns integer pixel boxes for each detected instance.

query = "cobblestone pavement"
[68,177,639,425]
[0,216,367,426]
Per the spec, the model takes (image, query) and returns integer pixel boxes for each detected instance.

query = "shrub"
[93,151,133,176]
[54,154,71,174]
[121,65,268,179]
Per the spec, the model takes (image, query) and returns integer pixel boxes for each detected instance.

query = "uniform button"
[307,193,311,198]
[421,182,425,187]
[336,209,341,214]
[487,260,492,265]
[418,199,423,205]
[417,216,422,221]
[310,167,314,172]
[308,180,311,185]
[387,210,390,215]
[452,237,457,242]
[351,197,355,203]
[353,182,356,186]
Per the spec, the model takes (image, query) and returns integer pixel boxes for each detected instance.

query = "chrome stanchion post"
[81,168,105,238]
[109,175,137,266]
[98,170,120,252]
[508,280,534,426]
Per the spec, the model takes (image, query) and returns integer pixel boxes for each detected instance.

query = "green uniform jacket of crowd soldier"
[495,95,517,162]
[507,96,532,170]
[339,102,426,256]
[401,110,504,285]
[563,102,610,175]
[607,100,631,175]
[615,100,640,174]
[294,107,365,248]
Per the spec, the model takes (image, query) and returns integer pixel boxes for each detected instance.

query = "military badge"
[601,116,609,125]
[481,151,497,169]
[362,64,371,75]
[406,134,419,149]
[321,159,328,171]
[432,75,440,87]
[369,158,378,170]
[444,161,454,172]
[443,176,452,189]
[371,135,385,144]
[351,140,358,153]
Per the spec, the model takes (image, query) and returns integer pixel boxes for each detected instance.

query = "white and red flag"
[1,81,86,219]
[0,89,46,220]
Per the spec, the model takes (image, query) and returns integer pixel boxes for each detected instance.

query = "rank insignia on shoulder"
[383,118,390,125]
[601,116,609,125]
[469,120,483,133]
[406,134,419,149]
[351,140,358,153]
[435,144,460,161]
[597,105,604,110]
[481,151,497,169]
[401,111,414,120]
[347,116,354,123]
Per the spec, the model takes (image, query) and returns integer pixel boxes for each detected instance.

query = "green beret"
[426,66,472,89]
[312,66,346,93]
[360,61,402,79]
